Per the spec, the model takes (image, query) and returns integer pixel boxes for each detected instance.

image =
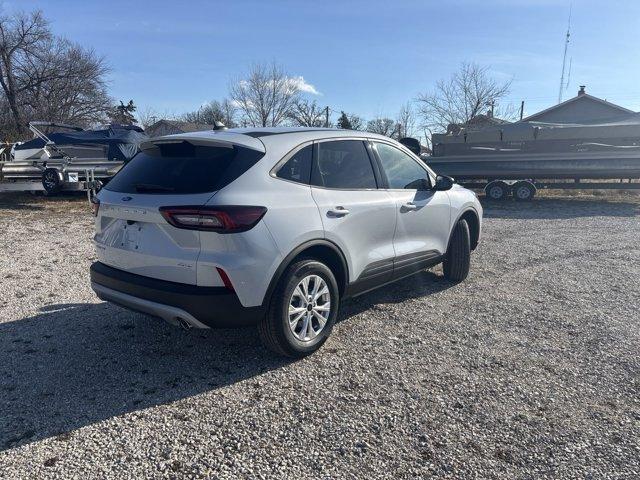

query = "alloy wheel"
[288,274,331,342]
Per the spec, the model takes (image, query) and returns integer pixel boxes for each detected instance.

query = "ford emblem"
[122,196,133,202]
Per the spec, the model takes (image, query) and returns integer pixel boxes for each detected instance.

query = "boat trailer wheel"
[513,181,536,202]
[485,181,510,201]
[42,168,63,194]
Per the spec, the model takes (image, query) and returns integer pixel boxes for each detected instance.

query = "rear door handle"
[401,202,418,211]
[327,206,350,217]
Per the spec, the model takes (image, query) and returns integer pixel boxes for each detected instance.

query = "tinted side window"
[276,144,312,184]
[375,142,430,189]
[311,140,377,189]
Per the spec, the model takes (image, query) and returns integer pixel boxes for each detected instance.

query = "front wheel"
[485,181,510,200]
[443,219,471,282]
[258,258,339,357]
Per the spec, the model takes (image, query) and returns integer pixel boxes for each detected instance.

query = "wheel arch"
[262,239,349,308]
[449,208,481,251]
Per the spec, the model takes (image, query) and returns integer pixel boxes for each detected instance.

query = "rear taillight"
[91,198,100,217]
[159,206,267,233]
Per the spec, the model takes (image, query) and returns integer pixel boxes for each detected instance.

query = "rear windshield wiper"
[134,183,175,193]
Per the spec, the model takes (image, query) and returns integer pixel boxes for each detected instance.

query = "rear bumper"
[90,262,264,328]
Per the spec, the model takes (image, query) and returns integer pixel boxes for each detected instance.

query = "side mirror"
[433,175,454,191]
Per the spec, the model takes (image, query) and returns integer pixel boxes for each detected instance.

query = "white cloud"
[234,75,320,97]
[288,76,321,95]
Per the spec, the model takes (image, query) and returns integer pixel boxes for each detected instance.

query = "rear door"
[310,139,397,290]
[94,140,264,285]
[372,141,451,278]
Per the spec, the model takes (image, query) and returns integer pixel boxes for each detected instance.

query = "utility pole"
[487,100,495,117]
[324,106,329,128]
[558,5,572,103]
[519,100,525,120]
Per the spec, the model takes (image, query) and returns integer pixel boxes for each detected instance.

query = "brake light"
[91,198,100,217]
[159,206,267,233]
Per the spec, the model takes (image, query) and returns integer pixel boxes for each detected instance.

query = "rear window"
[105,142,264,194]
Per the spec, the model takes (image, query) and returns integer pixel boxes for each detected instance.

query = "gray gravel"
[0,192,639,479]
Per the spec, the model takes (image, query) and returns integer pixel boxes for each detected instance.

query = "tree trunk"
[0,58,25,136]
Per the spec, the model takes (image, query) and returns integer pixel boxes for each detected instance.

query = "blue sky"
[6,0,640,123]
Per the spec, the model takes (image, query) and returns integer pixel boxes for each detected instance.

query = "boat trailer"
[460,178,640,201]
[0,163,102,202]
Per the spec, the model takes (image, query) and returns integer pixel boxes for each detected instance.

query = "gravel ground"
[0,192,639,479]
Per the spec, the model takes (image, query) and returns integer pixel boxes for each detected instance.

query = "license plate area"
[121,221,143,251]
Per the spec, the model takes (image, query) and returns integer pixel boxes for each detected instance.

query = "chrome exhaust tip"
[177,317,193,331]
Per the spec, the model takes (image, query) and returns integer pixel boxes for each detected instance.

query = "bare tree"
[0,10,49,135]
[0,10,110,139]
[182,99,237,127]
[347,113,364,131]
[396,102,416,139]
[416,62,512,134]
[22,40,110,129]
[219,98,237,127]
[136,106,160,129]
[288,99,326,127]
[229,62,300,127]
[366,117,396,137]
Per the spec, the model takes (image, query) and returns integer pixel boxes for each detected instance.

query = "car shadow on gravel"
[337,270,453,323]
[482,197,640,219]
[0,302,291,451]
[0,272,454,452]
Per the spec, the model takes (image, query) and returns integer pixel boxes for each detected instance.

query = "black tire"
[258,258,340,358]
[513,181,536,201]
[42,168,62,194]
[443,219,471,282]
[485,181,510,201]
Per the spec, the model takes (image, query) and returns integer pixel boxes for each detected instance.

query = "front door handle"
[401,202,418,211]
[327,206,350,217]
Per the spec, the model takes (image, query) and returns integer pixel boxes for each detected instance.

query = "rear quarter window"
[105,142,264,194]
[275,144,312,184]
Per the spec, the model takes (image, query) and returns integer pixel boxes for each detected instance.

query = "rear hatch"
[94,135,265,285]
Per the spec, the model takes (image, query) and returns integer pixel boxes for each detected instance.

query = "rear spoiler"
[141,131,266,153]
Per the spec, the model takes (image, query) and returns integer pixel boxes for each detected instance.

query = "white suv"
[90,128,482,357]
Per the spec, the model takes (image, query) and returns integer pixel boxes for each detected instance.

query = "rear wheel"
[258,258,339,357]
[443,219,471,282]
[513,181,536,201]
